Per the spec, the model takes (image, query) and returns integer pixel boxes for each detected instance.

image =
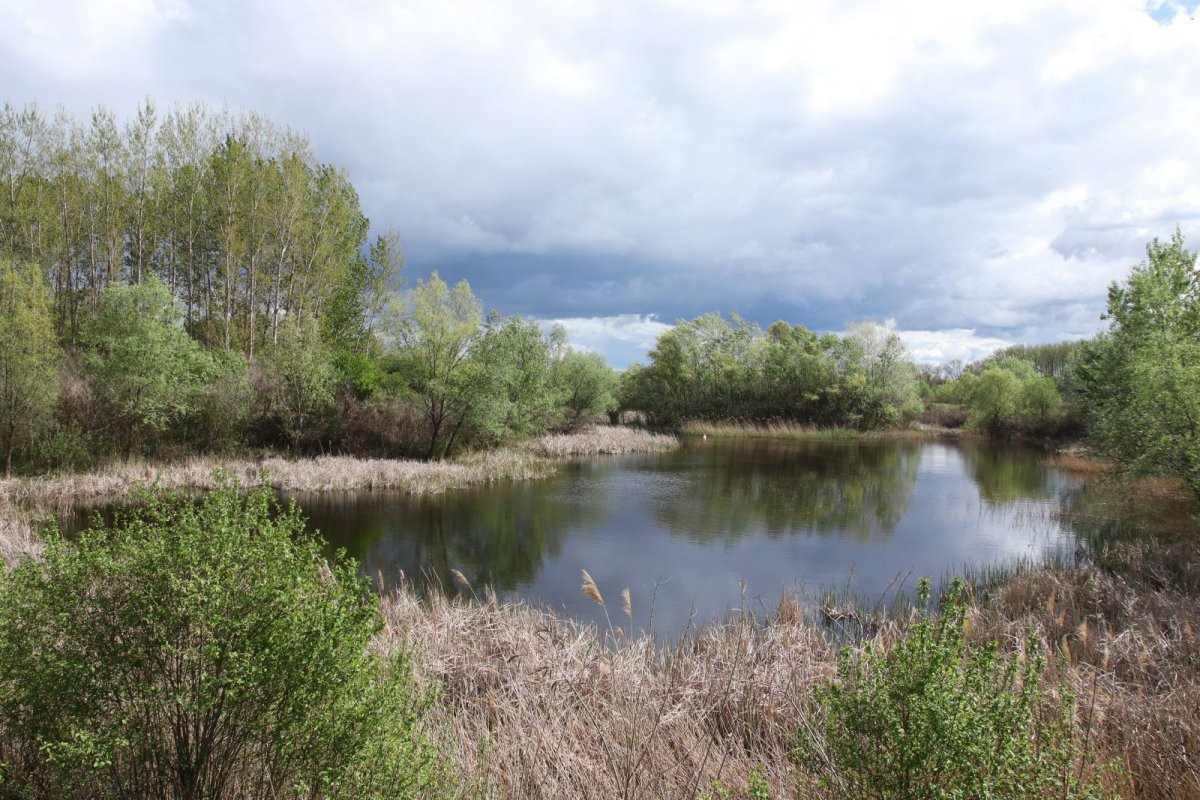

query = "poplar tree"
[0,260,61,477]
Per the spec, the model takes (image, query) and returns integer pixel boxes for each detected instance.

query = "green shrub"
[0,483,445,799]
[797,578,1108,800]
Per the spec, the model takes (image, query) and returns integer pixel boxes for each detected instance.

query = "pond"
[295,437,1083,635]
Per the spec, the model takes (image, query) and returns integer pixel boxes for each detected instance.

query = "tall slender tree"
[0,260,61,477]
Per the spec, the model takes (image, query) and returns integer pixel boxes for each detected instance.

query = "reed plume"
[581,570,604,606]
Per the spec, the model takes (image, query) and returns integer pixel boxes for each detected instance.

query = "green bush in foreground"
[798,578,1110,800]
[0,484,445,800]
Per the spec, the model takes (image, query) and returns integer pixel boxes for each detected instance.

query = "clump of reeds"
[0,428,676,509]
[0,450,542,506]
[1041,450,1115,475]
[0,502,42,566]
[375,583,836,799]
[680,419,938,442]
[528,426,678,457]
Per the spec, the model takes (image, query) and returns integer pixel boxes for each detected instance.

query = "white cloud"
[538,314,672,368]
[1,0,1198,346]
[895,329,1015,366]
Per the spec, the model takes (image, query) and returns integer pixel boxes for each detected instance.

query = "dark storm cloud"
[2,0,1198,363]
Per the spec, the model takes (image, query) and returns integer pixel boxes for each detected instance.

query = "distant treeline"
[618,315,923,429]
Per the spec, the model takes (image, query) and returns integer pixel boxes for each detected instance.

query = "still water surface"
[297,437,1082,635]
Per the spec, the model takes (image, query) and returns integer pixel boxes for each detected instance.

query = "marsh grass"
[528,426,678,457]
[1042,451,1117,475]
[0,501,41,565]
[0,427,677,508]
[376,583,836,799]
[681,420,945,442]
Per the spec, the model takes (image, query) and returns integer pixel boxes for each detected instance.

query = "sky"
[2,0,1198,367]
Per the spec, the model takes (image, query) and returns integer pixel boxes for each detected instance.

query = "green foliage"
[703,770,772,800]
[987,341,1085,382]
[552,347,620,430]
[81,277,209,457]
[263,315,336,450]
[1074,230,1200,500]
[967,359,1062,438]
[334,349,386,400]
[969,367,1023,436]
[189,348,253,452]
[0,101,372,358]
[0,484,445,799]
[0,260,61,477]
[467,315,559,443]
[322,230,401,357]
[386,272,483,459]
[620,315,921,429]
[798,578,1106,800]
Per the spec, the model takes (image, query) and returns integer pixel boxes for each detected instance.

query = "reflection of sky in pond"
[302,438,1082,636]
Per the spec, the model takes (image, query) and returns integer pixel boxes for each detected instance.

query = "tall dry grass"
[969,550,1200,800]
[681,419,946,442]
[0,501,41,566]
[372,547,1198,799]
[1042,450,1116,475]
[0,427,678,508]
[528,426,678,457]
[376,583,836,799]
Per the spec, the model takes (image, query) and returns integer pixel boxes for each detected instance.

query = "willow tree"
[388,272,482,460]
[82,277,207,459]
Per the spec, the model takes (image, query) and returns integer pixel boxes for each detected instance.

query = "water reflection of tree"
[958,442,1054,507]
[653,440,922,542]
[302,465,611,593]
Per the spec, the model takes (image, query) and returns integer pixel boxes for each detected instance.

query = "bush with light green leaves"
[797,578,1113,800]
[0,483,446,800]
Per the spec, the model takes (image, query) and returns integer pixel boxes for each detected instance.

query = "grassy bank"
[680,419,961,441]
[0,427,676,504]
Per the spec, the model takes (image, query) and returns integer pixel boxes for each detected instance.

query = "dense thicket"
[920,232,1200,486]
[619,314,922,429]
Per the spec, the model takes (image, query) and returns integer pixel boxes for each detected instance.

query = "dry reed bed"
[377,586,837,799]
[375,546,1200,800]
[967,550,1200,800]
[529,427,678,457]
[0,427,678,566]
[681,419,946,442]
[0,501,41,565]
[0,427,676,507]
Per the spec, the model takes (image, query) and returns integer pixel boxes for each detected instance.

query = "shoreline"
[1,424,1195,796]
[378,532,1195,798]
[680,419,978,442]
[0,426,678,563]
